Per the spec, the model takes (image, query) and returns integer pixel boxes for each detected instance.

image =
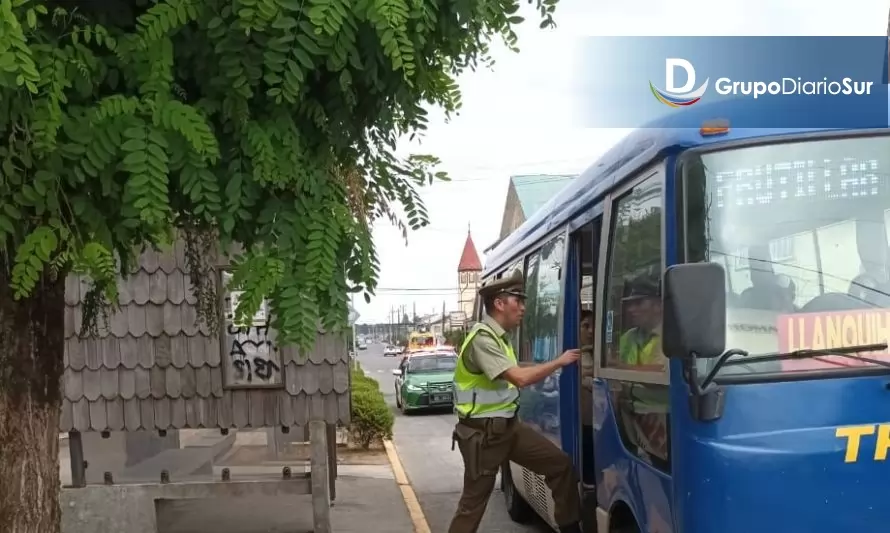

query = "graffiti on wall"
[221,272,284,388]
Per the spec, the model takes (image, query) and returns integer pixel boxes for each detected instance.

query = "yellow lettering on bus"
[874,425,890,461]
[836,425,876,463]
[788,312,890,354]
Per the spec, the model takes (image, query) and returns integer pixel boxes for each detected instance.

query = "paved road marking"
[384,439,432,533]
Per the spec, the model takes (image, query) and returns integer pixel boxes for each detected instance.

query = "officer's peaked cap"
[622,276,660,301]
[478,270,526,299]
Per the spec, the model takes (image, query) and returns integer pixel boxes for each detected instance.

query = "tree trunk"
[0,271,65,533]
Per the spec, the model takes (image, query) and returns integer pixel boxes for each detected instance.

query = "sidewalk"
[60,429,423,532]
[157,474,415,533]
[154,440,419,533]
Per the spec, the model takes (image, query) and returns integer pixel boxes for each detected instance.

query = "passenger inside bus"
[615,277,666,371]
[737,245,797,312]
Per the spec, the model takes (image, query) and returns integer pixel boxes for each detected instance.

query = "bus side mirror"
[392,369,402,376]
[663,262,726,359]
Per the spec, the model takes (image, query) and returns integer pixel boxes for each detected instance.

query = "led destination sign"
[713,157,886,209]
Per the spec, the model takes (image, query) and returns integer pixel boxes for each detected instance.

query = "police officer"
[617,277,664,368]
[448,271,583,533]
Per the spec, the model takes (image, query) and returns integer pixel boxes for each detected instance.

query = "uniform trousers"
[447,415,580,532]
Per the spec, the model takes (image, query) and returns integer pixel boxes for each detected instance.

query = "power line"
[370,293,458,297]
[417,157,592,183]
[441,167,587,183]
[376,287,457,291]
[375,286,461,291]
[443,174,580,184]
[351,285,461,291]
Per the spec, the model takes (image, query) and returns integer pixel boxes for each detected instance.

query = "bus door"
[566,215,603,488]
[593,167,672,533]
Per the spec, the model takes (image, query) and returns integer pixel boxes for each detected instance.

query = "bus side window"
[521,235,565,364]
[601,174,666,371]
[520,250,542,363]
[599,171,671,473]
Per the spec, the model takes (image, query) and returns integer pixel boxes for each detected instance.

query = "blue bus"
[478,100,890,533]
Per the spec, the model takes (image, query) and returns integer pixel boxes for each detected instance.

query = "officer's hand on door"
[556,349,580,367]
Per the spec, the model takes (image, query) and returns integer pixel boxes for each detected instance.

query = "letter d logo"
[650,58,709,108]
[665,58,695,93]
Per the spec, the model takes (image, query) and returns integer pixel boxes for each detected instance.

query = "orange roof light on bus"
[700,119,730,136]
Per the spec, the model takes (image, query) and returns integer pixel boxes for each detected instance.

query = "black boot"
[559,523,583,533]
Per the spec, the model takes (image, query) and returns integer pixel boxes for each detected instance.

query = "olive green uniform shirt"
[462,314,517,380]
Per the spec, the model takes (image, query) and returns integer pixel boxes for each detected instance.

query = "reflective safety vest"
[619,328,660,366]
[453,323,520,418]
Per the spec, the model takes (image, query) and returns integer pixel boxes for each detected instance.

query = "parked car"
[393,351,457,414]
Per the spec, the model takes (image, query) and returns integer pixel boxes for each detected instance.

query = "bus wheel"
[502,463,533,524]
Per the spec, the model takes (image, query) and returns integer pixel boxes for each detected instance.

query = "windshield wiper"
[723,342,890,368]
[695,343,890,392]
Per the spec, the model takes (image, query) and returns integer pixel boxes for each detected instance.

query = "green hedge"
[351,366,379,390]
[349,367,393,449]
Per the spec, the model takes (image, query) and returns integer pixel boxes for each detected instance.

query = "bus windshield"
[684,134,890,376]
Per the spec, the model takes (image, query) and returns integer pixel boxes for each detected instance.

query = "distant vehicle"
[357,342,367,350]
[406,331,438,353]
[393,352,457,414]
[383,345,401,357]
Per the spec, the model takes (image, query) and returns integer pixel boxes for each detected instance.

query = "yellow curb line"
[384,439,432,533]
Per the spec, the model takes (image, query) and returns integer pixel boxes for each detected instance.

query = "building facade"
[61,241,350,435]
[497,174,577,241]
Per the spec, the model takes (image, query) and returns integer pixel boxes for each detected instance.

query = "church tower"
[457,225,483,323]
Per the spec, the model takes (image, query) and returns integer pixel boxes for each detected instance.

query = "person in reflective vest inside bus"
[448,271,583,533]
[618,277,665,369]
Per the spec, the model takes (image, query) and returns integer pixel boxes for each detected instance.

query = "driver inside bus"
[617,278,666,370]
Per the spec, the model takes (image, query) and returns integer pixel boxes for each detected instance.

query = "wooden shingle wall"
[60,242,350,433]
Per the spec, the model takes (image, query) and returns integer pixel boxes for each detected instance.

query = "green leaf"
[0,53,16,72]
[293,48,314,69]
[272,16,298,29]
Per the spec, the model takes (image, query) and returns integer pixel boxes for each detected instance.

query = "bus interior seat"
[737,245,796,312]
[738,280,794,312]
[847,274,890,308]
[799,292,870,313]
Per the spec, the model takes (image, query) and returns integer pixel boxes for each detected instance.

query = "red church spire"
[458,225,482,272]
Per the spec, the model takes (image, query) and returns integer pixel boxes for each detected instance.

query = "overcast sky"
[353,0,889,325]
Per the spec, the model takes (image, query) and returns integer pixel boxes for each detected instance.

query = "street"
[357,343,552,533]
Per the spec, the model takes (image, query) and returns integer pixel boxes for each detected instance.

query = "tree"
[0,0,561,529]
[444,328,465,348]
